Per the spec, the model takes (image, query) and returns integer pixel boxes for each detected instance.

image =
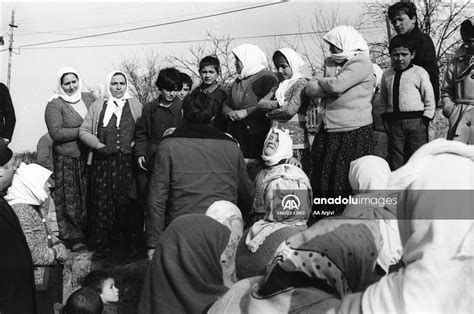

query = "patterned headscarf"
[267,218,382,297]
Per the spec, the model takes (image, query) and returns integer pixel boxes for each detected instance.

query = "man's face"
[0,157,17,191]
[391,47,415,71]
[391,12,416,35]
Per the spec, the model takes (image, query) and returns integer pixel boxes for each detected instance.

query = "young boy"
[197,56,228,131]
[178,72,193,100]
[380,36,435,170]
[82,271,120,313]
[442,18,474,144]
[132,67,183,254]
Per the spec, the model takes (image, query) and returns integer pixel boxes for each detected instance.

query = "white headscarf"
[52,67,83,103]
[274,48,305,107]
[232,44,268,80]
[261,128,293,167]
[103,70,132,128]
[5,163,52,206]
[206,201,244,287]
[349,155,391,193]
[345,155,402,273]
[357,139,474,313]
[323,25,370,64]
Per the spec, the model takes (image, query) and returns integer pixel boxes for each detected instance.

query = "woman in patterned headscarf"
[209,217,382,313]
[79,71,142,256]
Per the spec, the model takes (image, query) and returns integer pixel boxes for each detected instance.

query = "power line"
[17,26,386,51]
[15,4,261,36]
[17,3,147,25]
[18,2,285,49]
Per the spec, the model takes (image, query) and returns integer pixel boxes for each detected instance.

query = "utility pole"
[7,9,17,89]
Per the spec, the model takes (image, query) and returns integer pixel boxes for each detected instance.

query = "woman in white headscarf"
[343,155,403,274]
[6,163,69,313]
[337,139,474,313]
[305,25,375,220]
[257,48,311,174]
[223,44,278,159]
[44,67,95,252]
[235,127,313,279]
[79,71,142,256]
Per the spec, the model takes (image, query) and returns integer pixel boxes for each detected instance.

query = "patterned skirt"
[53,153,87,240]
[88,153,133,243]
[310,124,374,219]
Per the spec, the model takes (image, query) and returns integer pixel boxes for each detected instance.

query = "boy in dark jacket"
[388,2,439,104]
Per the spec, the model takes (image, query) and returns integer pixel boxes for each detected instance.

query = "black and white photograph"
[1,0,473,313]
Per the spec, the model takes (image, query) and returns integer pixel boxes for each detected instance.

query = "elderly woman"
[138,214,231,314]
[223,43,278,159]
[306,25,375,219]
[79,71,142,256]
[44,67,95,252]
[236,128,312,279]
[210,217,382,313]
[6,163,69,313]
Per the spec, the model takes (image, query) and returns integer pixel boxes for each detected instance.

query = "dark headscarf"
[138,214,230,314]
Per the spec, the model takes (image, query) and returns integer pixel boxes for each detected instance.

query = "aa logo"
[282,194,300,210]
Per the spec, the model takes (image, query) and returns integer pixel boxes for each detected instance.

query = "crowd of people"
[1,2,474,313]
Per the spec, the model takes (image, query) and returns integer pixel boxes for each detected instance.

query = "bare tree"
[166,31,236,86]
[117,51,161,105]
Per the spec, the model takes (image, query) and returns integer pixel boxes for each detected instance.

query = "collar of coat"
[164,123,237,143]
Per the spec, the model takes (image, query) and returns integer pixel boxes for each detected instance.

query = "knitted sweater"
[45,92,95,158]
[380,65,435,120]
[306,54,374,132]
[258,78,310,149]
[11,203,62,288]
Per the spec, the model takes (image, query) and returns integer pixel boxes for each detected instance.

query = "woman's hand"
[286,157,302,168]
[53,244,69,263]
[137,156,148,171]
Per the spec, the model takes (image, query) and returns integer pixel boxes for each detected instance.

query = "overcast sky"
[1,0,383,151]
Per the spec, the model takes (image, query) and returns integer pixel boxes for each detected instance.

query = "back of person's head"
[182,90,216,124]
[180,72,193,88]
[81,270,111,294]
[0,140,14,191]
[155,67,183,91]
[199,56,221,74]
[460,18,474,42]
[389,36,416,54]
[64,287,103,314]
[387,2,417,22]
